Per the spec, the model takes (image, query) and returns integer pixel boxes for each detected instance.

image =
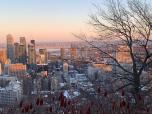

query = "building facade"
[19,37,27,64]
[60,48,65,60]
[39,48,48,64]
[0,80,22,106]
[71,48,77,59]
[14,42,20,63]
[28,40,36,65]
[6,34,14,63]
[4,64,27,77]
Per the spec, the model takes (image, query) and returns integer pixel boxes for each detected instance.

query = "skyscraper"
[19,43,24,63]
[28,40,36,64]
[39,48,48,64]
[14,42,19,63]
[0,49,9,72]
[0,49,7,65]
[6,34,14,63]
[20,37,26,46]
[71,48,77,59]
[30,40,35,45]
[19,37,27,64]
[60,48,65,60]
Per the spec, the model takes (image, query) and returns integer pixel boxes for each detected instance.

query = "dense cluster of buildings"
[0,34,88,108]
[0,34,152,112]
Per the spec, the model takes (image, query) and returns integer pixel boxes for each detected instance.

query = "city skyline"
[0,0,100,44]
[0,1,152,113]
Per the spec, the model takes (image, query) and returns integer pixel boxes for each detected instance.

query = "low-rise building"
[0,80,22,106]
[4,63,27,77]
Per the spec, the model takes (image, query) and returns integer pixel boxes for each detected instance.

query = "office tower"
[39,48,48,64]
[80,47,87,59]
[19,43,25,64]
[28,40,36,64]
[0,49,7,64]
[0,49,8,72]
[20,37,26,46]
[6,34,14,63]
[116,45,131,63]
[14,42,19,63]
[19,37,27,64]
[60,48,65,60]
[71,48,77,59]
[30,40,35,45]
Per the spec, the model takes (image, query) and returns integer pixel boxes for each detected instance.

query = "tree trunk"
[133,74,142,107]
[134,74,140,94]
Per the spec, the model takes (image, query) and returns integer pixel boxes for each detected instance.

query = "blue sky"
[0,0,99,43]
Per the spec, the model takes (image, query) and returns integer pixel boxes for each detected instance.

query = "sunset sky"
[0,0,100,43]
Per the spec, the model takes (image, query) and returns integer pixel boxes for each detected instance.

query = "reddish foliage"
[49,106,52,112]
[120,100,126,108]
[36,97,43,106]
[36,98,40,106]
[80,109,83,114]
[127,103,130,110]
[63,100,67,108]
[138,94,142,101]
[112,102,116,111]
[86,107,91,114]
[97,87,101,93]
[71,109,76,114]
[24,105,29,112]
[29,103,33,110]
[104,91,108,97]
[52,97,55,101]
[68,100,71,105]
[145,107,149,113]
[121,90,125,96]
[21,108,25,113]
[134,112,139,114]
[90,101,94,106]
[19,100,23,108]
[60,97,65,107]
[39,98,43,106]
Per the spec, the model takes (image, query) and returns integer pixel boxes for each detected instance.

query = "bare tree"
[74,0,152,107]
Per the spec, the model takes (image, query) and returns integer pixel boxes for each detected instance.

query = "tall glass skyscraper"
[6,34,14,63]
[28,40,36,65]
[19,37,27,64]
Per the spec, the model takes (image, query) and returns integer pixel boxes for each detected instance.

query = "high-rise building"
[80,47,87,59]
[71,48,77,59]
[19,43,25,64]
[6,34,14,63]
[30,40,35,45]
[39,48,48,64]
[60,48,65,60]
[0,49,7,64]
[19,37,27,64]
[28,40,36,64]
[20,37,26,46]
[14,42,19,63]
[116,45,131,63]
[0,49,8,72]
